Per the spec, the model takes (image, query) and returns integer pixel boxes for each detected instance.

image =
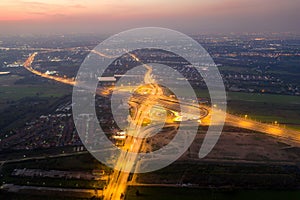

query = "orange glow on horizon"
[0,0,178,21]
[0,0,300,34]
[0,0,267,22]
[0,0,298,35]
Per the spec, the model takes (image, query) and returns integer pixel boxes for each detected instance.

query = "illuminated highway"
[103,58,167,200]
[22,52,300,199]
[23,52,76,85]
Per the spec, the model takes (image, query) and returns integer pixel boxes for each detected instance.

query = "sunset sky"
[0,0,299,35]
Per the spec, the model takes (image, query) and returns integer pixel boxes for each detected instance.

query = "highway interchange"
[22,51,300,199]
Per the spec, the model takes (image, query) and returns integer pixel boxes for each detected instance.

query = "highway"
[103,62,165,199]
[23,52,76,85]
[103,127,157,200]
[225,113,300,145]
[129,92,300,144]
[22,52,300,199]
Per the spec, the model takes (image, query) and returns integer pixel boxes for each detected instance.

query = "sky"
[0,0,299,35]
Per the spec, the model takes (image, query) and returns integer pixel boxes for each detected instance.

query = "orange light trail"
[23,52,116,97]
[128,52,155,84]
[91,50,118,59]
[23,52,76,86]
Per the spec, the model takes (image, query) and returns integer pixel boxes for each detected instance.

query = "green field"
[0,86,70,102]
[180,86,300,105]
[218,65,251,73]
[0,75,71,103]
[228,92,300,104]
